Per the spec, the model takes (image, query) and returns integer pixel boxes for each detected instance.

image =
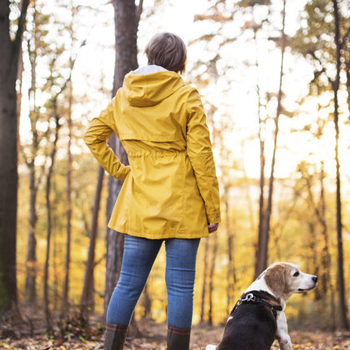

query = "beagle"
[206,262,318,350]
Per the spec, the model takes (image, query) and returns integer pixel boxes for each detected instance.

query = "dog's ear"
[265,264,285,298]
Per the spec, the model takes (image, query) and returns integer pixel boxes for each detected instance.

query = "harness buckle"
[241,293,256,303]
[231,292,281,320]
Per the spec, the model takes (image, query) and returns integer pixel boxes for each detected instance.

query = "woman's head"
[145,32,187,74]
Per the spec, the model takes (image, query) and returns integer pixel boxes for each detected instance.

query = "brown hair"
[145,32,187,74]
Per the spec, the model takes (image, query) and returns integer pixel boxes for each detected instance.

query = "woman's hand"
[208,223,219,234]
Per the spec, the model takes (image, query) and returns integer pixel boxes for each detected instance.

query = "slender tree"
[254,17,267,278]
[43,104,60,331]
[208,233,218,326]
[62,78,73,314]
[301,162,330,297]
[255,0,287,276]
[23,35,39,302]
[297,160,330,300]
[22,0,51,306]
[0,0,30,314]
[80,166,105,317]
[318,162,330,297]
[62,4,77,315]
[141,283,152,319]
[332,0,348,330]
[24,28,40,305]
[225,195,235,314]
[42,29,83,326]
[200,239,209,324]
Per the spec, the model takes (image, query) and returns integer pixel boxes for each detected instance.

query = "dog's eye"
[293,271,300,277]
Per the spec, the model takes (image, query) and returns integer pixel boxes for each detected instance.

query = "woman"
[84,32,221,350]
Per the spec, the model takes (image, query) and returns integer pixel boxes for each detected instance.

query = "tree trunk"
[319,163,330,297]
[104,0,140,317]
[62,82,73,315]
[43,108,60,332]
[254,25,266,280]
[307,221,320,300]
[208,234,218,326]
[80,166,104,317]
[25,229,37,305]
[303,160,330,298]
[200,239,209,324]
[255,117,266,277]
[302,163,330,300]
[25,120,38,305]
[141,283,152,319]
[0,0,30,314]
[53,211,59,311]
[24,1,45,305]
[62,5,78,314]
[332,0,348,330]
[255,0,286,277]
[225,197,235,313]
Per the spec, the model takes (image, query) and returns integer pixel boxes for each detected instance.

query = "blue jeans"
[106,235,200,329]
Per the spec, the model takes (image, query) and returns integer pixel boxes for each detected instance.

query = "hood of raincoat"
[123,65,186,107]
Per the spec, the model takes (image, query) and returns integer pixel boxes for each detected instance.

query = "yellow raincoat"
[84,66,221,239]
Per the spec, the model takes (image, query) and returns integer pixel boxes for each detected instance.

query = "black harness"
[231,292,283,319]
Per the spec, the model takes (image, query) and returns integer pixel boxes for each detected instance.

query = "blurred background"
[1,0,350,337]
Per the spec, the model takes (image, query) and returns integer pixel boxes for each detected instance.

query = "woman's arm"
[186,89,221,225]
[84,100,130,181]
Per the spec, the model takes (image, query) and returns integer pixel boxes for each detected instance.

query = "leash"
[231,292,283,319]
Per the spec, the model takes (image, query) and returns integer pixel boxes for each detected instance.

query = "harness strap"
[231,292,282,319]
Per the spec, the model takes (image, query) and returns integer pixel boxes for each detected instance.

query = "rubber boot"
[167,326,191,350]
[104,323,128,350]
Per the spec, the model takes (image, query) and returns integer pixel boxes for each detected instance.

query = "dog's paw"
[206,345,217,350]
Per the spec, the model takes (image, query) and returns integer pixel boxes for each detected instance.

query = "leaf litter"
[1,324,350,349]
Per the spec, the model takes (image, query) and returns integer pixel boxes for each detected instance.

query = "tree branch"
[53,38,86,100]
[307,49,335,88]
[13,0,30,60]
[341,26,350,47]
[136,0,143,26]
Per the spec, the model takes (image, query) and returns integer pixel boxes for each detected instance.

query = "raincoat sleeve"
[83,99,130,181]
[186,89,221,224]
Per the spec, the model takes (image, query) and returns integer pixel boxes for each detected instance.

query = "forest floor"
[1,320,350,350]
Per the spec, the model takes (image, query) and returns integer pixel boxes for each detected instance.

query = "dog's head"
[263,262,317,301]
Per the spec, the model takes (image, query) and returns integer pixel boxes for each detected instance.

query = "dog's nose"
[312,276,318,283]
